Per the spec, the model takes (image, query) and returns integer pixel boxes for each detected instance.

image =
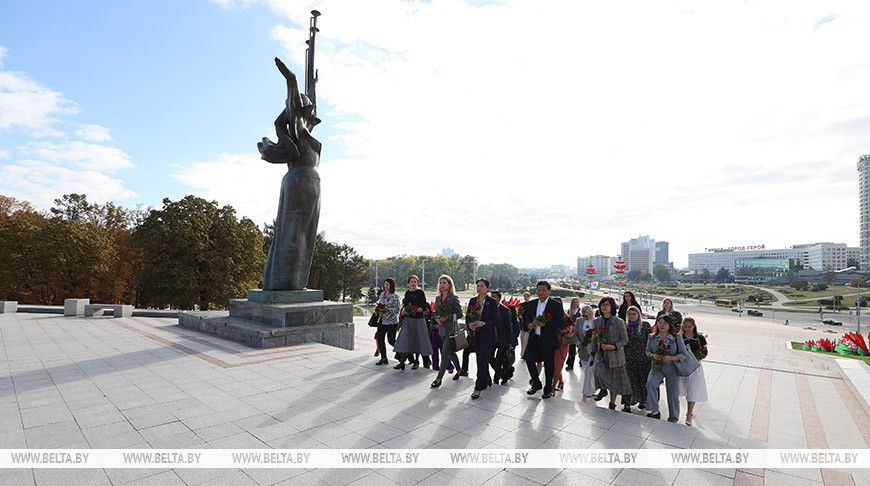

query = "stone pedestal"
[0,301,17,313]
[64,298,90,316]
[177,289,354,350]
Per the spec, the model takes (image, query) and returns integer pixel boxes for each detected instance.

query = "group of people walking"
[373,277,708,426]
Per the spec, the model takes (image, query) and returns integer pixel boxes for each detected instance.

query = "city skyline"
[1,1,868,269]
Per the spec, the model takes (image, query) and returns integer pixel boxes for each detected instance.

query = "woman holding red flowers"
[467,278,499,399]
[572,305,596,402]
[393,275,431,370]
[430,275,464,388]
[591,296,632,410]
[620,306,652,413]
[679,317,708,426]
[645,314,690,422]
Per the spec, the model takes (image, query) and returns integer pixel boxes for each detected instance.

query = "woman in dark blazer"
[592,296,632,410]
[467,278,498,399]
[431,275,464,388]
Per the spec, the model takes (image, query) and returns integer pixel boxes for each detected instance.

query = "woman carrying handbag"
[430,275,464,388]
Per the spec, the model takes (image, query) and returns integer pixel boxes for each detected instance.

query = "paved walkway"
[0,310,868,485]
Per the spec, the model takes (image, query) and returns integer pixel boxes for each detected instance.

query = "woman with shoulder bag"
[375,279,400,366]
[645,314,691,422]
[431,275,464,388]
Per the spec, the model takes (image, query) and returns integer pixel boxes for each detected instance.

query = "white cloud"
[0,71,79,135]
[75,124,112,142]
[170,152,285,224]
[23,140,133,173]
[0,160,137,209]
[179,1,870,268]
[0,46,136,209]
[0,46,7,68]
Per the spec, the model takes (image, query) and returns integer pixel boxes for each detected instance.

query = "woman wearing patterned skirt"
[620,306,652,412]
[393,275,431,370]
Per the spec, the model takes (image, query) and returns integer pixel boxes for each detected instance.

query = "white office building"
[689,242,852,275]
[577,255,613,278]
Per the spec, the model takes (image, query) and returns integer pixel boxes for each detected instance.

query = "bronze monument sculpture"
[180,10,354,349]
[258,10,322,291]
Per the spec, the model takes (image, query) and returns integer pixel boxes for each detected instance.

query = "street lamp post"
[421,259,427,291]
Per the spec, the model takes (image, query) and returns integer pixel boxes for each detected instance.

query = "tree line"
[0,193,374,309]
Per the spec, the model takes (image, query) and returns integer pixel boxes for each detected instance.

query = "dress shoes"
[526,384,542,395]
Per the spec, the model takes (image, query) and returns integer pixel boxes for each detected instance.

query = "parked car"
[642,313,656,320]
[747,309,763,317]
[822,318,843,326]
[731,307,742,313]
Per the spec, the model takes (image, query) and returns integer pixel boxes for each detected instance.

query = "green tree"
[790,280,809,291]
[50,193,93,222]
[134,196,264,310]
[653,264,671,282]
[848,257,860,268]
[822,270,835,283]
[365,286,379,305]
[699,268,711,283]
[716,267,732,283]
[308,236,370,302]
[626,270,642,282]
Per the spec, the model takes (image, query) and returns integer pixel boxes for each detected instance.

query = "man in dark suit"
[489,291,514,385]
[524,281,565,398]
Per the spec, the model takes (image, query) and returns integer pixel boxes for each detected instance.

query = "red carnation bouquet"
[466,303,482,323]
[376,303,387,315]
[534,313,551,326]
[592,326,611,360]
[435,298,452,318]
[651,339,671,372]
[404,302,423,317]
[466,303,482,334]
[580,327,594,347]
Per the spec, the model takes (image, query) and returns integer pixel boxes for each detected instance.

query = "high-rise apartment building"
[655,241,669,266]
[859,155,870,270]
[621,236,656,275]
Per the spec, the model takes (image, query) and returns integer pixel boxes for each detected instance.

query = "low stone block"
[64,298,90,316]
[177,309,354,350]
[84,304,132,318]
[228,299,353,328]
[246,289,323,304]
[0,301,17,313]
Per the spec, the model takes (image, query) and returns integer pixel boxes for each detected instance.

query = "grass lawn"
[775,285,855,301]
[621,283,774,305]
[790,342,870,367]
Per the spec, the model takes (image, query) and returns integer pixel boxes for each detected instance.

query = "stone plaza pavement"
[1,310,868,485]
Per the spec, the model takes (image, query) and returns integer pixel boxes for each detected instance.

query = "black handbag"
[367,311,381,328]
